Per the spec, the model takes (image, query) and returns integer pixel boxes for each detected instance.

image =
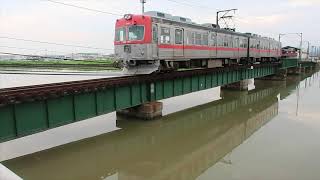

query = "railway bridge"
[3,75,307,179]
[0,59,317,143]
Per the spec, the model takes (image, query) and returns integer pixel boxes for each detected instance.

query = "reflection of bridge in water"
[4,76,307,180]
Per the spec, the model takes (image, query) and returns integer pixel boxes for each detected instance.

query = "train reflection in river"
[5,79,298,180]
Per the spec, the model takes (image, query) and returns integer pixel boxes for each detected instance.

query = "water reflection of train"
[5,80,292,180]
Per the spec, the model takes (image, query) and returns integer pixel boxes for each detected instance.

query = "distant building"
[0,55,26,60]
[71,53,102,60]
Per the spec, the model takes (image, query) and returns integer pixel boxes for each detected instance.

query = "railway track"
[0,63,279,106]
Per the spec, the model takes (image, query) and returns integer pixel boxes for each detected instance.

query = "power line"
[216,9,238,30]
[0,36,114,51]
[44,0,123,16]
[166,0,218,11]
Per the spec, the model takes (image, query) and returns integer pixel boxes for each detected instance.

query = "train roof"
[145,11,245,36]
[144,11,278,41]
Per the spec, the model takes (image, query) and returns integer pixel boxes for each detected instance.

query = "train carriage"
[114,11,282,74]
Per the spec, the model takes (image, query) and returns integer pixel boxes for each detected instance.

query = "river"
[1,71,320,180]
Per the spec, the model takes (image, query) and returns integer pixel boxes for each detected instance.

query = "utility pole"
[279,34,281,43]
[140,0,146,14]
[278,34,285,44]
[307,41,310,60]
[299,33,303,61]
[216,9,238,29]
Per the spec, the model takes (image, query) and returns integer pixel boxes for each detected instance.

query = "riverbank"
[0,59,121,71]
[0,59,114,65]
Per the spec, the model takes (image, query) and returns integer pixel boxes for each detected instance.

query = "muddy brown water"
[1,71,320,180]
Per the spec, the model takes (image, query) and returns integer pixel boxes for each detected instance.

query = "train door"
[257,40,261,59]
[268,41,271,57]
[234,37,240,60]
[152,24,159,58]
[249,37,255,60]
[216,33,223,58]
[174,28,184,57]
[159,26,173,59]
[210,32,217,58]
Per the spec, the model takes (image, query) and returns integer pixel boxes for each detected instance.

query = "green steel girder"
[280,58,316,69]
[299,61,316,68]
[280,58,298,69]
[0,65,276,143]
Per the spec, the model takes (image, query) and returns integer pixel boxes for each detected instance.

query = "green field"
[0,59,114,66]
[0,59,122,71]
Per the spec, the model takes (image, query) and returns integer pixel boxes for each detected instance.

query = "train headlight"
[124,14,133,20]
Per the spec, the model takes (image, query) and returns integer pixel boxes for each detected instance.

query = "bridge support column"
[222,80,249,91]
[116,102,163,120]
[288,67,305,75]
[306,66,314,73]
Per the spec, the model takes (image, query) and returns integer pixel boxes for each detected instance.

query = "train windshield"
[115,27,126,42]
[128,25,144,41]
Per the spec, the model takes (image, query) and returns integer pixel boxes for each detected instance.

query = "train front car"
[114,14,158,74]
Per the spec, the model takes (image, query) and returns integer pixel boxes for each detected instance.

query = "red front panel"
[114,15,152,45]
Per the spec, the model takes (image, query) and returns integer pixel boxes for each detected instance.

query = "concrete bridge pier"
[306,65,316,72]
[116,102,163,120]
[0,164,23,180]
[222,80,249,91]
[258,69,287,81]
[288,67,305,75]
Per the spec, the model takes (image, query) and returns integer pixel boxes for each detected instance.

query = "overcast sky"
[0,0,319,55]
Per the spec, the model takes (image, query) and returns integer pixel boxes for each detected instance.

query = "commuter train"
[114,11,282,74]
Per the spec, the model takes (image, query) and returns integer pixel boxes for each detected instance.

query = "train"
[114,11,282,74]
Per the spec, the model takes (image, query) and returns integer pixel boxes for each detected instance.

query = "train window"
[187,31,194,45]
[128,25,144,41]
[257,43,260,49]
[186,32,191,44]
[229,37,233,47]
[250,42,254,48]
[175,29,183,44]
[244,39,248,48]
[211,34,215,40]
[202,34,208,46]
[223,37,228,47]
[195,33,201,45]
[115,27,126,42]
[218,36,223,46]
[240,39,245,48]
[192,33,196,44]
[160,27,171,44]
[153,26,158,42]
[211,34,216,46]
[157,12,165,18]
